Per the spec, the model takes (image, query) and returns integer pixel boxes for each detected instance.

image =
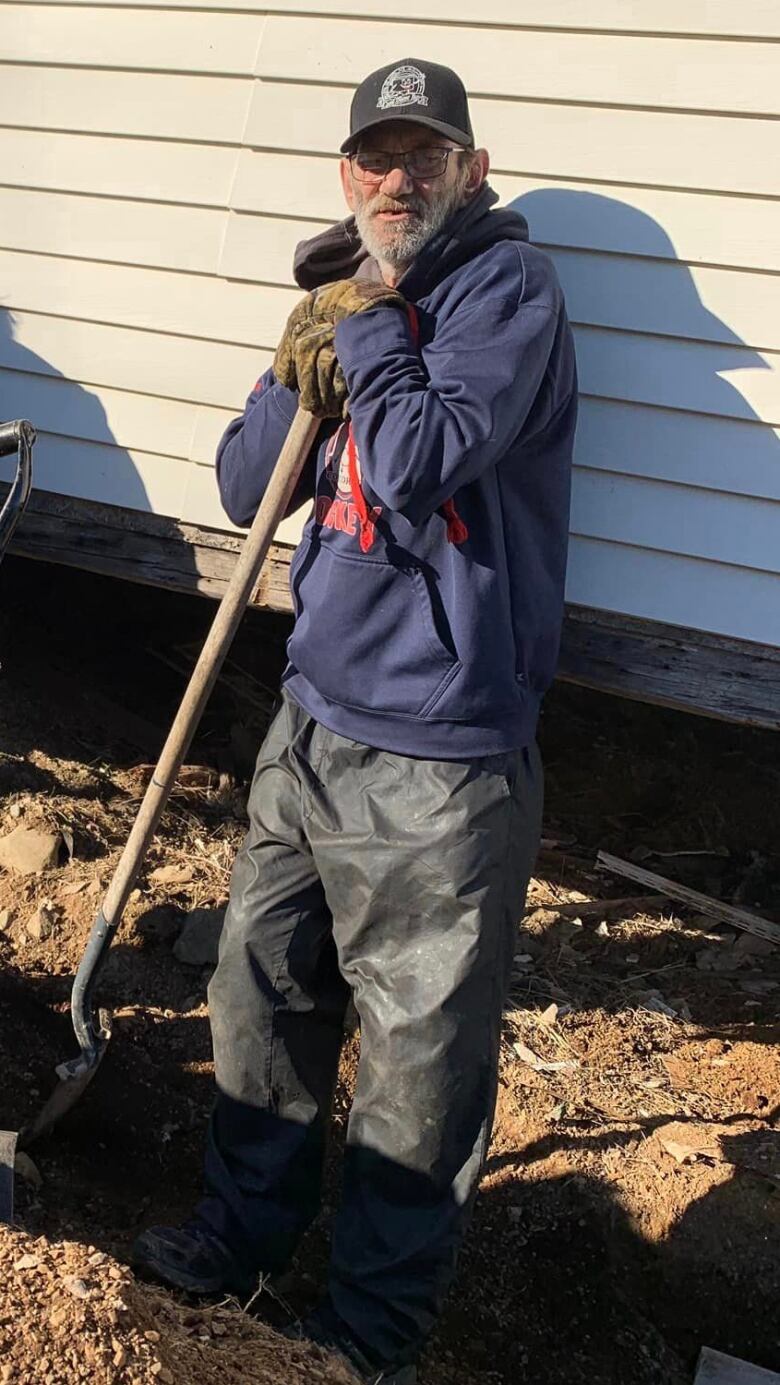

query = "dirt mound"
[1,560,780,1384]
[0,1227,353,1385]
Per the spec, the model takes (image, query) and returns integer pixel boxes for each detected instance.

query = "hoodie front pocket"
[287,542,459,718]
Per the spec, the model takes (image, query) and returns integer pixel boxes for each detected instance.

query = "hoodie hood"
[292,183,529,295]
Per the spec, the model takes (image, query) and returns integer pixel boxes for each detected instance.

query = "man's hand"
[274,279,406,417]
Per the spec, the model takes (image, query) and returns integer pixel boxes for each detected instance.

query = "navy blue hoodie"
[217,185,577,759]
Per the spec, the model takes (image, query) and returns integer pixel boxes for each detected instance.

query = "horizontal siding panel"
[504,183,780,276]
[182,457,305,542]
[260,17,780,116]
[220,211,317,285]
[0,368,234,463]
[220,212,780,354]
[5,67,776,199]
[552,250,779,355]
[0,248,297,351]
[231,150,337,221]
[10,1,780,39]
[566,538,780,645]
[571,469,780,573]
[2,5,263,75]
[8,368,778,511]
[0,128,237,208]
[576,327,779,426]
[0,188,226,275]
[0,430,199,519]
[576,399,780,503]
[232,152,780,274]
[0,65,251,143]
[246,84,780,197]
[2,251,777,425]
[2,312,266,409]
[0,429,243,532]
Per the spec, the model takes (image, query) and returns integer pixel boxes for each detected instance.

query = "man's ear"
[340,157,356,212]
[464,148,490,199]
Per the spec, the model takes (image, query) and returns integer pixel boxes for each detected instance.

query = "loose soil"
[1,557,778,1385]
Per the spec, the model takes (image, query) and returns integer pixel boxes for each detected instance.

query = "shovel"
[4,408,319,1210]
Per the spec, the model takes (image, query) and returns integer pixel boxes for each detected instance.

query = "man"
[134,58,576,1384]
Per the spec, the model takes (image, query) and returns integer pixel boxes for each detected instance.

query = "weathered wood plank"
[695,1347,780,1385]
[8,491,295,613]
[596,852,780,946]
[558,605,780,729]
[7,492,780,730]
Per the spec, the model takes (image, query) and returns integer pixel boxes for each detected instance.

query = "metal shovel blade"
[20,1012,111,1148]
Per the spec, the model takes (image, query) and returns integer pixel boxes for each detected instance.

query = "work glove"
[273,279,407,417]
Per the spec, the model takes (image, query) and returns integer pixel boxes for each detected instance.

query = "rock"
[14,1152,43,1190]
[0,908,11,929]
[0,827,63,877]
[13,1254,40,1271]
[739,977,778,995]
[27,904,56,943]
[136,904,181,945]
[695,944,742,973]
[637,989,678,1017]
[172,907,225,966]
[149,863,195,887]
[60,879,87,897]
[734,932,777,959]
[661,1138,698,1165]
[63,1276,90,1299]
[595,920,610,939]
[667,996,693,1022]
[539,1003,559,1026]
[8,803,22,819]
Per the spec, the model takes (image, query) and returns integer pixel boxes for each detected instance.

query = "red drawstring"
[441,498,469,546]
[343,300,469,550]
[346,424,377,553]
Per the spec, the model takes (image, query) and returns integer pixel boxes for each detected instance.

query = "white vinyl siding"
[0,4,777,643]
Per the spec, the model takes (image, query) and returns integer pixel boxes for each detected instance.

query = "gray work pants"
[198,693,542,1367]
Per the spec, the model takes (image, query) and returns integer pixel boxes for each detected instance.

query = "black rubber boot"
[131,1219,256,1297]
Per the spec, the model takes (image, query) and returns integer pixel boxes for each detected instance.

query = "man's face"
[340,121,487,273]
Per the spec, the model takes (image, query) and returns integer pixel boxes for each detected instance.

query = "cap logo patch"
[377,64,429,111]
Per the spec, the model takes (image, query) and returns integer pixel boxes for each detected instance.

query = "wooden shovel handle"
[99,406,319,937]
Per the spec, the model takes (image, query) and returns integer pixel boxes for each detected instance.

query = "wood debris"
[596,851,780,946]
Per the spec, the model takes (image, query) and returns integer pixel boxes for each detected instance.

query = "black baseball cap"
[340,59,475,154]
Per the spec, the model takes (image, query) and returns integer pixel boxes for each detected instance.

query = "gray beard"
[354,180,467,274]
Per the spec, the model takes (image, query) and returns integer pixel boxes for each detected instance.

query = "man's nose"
[380,161,415,197]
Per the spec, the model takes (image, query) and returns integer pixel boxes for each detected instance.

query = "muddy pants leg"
[309,738,544,1367]
[197,700,350,1274]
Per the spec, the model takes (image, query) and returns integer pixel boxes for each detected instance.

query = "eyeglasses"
[349,147,460,183]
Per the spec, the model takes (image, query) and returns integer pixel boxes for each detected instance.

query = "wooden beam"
[7,490,780,730]
[558,605,780,730]
[8,490,294,614]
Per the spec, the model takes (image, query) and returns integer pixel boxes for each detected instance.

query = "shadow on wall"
[511,189,780,641]
[0,307,150,515]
